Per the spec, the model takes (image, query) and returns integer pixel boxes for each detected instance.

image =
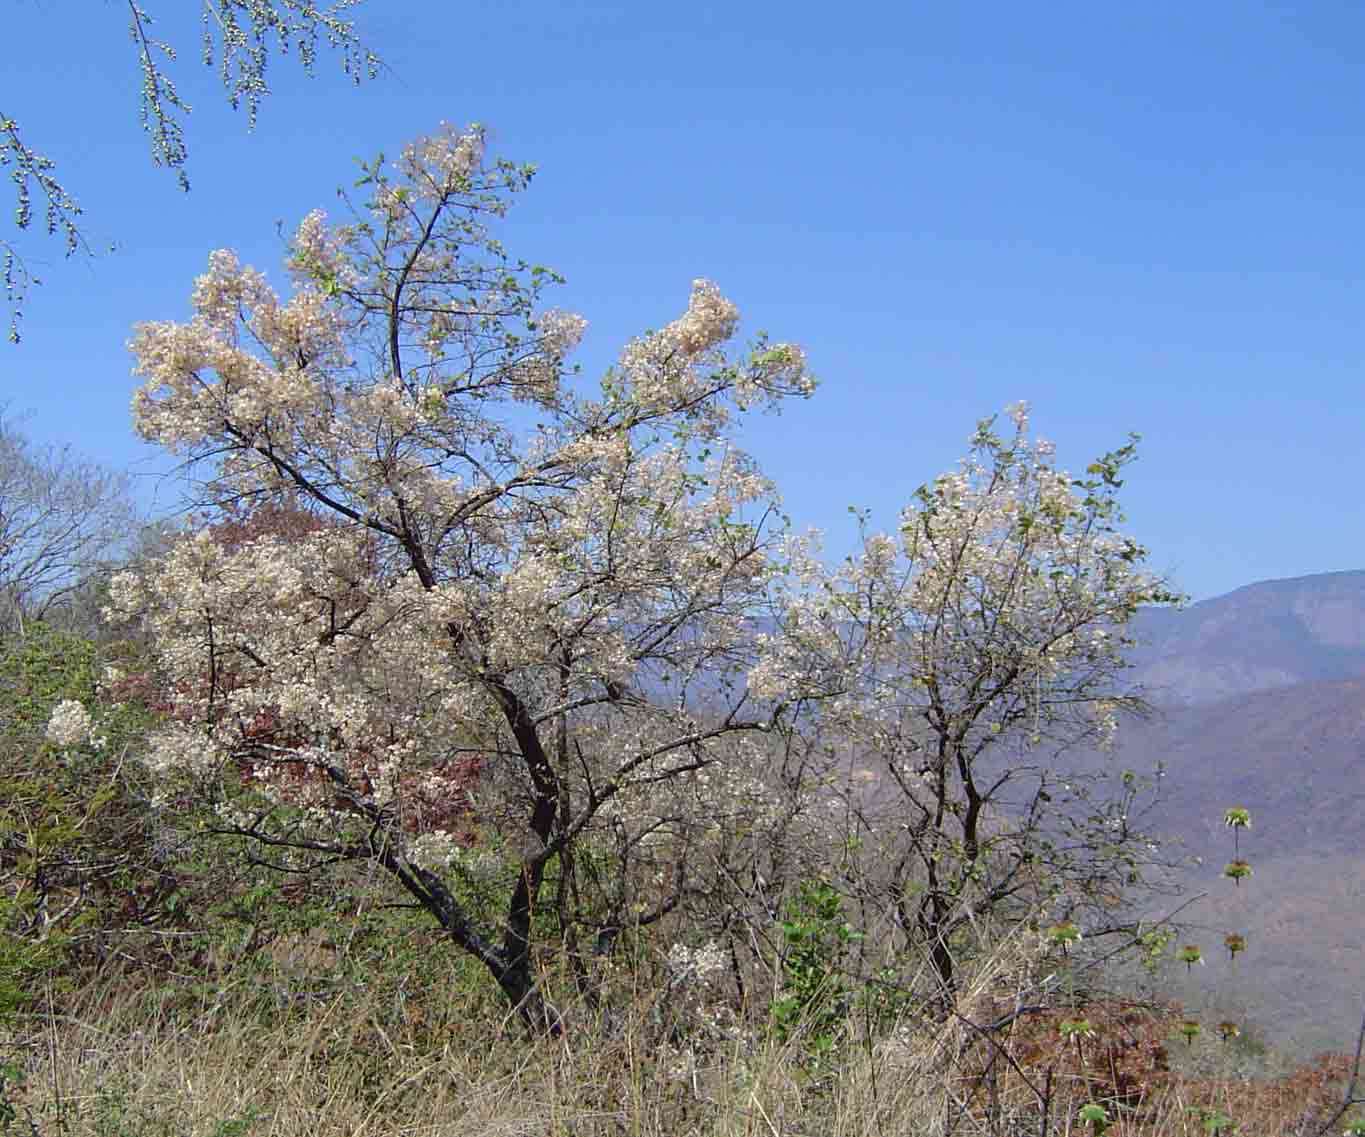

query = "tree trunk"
[494,957,562,1036]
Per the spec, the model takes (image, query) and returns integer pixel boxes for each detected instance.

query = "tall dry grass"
[0,932,1357,1137]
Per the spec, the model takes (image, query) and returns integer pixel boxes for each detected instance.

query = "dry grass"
[0,942,1357,1137]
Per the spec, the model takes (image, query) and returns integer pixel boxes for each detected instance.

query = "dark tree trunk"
[493,958,562,1035]
[379,845,563,1035]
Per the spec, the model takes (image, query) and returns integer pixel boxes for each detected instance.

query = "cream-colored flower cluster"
[399,122,484,194]
[665,939,728,984]
[754,406,1170,770]
[45,699,92,747]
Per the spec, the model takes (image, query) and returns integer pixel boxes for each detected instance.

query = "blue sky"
[4,0,1364,600]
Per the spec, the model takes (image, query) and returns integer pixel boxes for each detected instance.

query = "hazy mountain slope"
[1118,677,1365,861]
[1106,576,1365,1051]
[1157,851,1364,1057]
[1129,570,1365,705]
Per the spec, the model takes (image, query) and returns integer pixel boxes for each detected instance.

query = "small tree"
[0,415,139,635]
[112,123,816,1030]
[753,407,1180,1000]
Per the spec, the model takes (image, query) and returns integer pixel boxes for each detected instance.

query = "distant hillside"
[1107,573,1365,1051]
[1129,570,1365,705]
[1119,676,1365,859]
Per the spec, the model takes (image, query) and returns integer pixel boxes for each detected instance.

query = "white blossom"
[113,122,833,1024]
[45,699,92,747]
[666,940,728,985]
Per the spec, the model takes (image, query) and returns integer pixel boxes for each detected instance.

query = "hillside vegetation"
[2,123,1362,1137]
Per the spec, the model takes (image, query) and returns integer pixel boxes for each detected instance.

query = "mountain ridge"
[1129,568,1365,706]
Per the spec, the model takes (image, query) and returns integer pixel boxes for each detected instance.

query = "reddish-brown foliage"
[953,996,1357,1136]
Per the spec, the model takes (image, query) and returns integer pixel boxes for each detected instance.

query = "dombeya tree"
[109,123,815,1030]
[752,407,1180,999]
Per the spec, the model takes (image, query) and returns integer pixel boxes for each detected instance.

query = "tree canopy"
[106,123,815,1028]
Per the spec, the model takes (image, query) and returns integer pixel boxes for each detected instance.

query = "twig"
[1315,1005,1365,1137]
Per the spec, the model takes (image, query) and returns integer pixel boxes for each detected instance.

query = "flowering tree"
[754,408,1180,1000]
[111,123,815,1030]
